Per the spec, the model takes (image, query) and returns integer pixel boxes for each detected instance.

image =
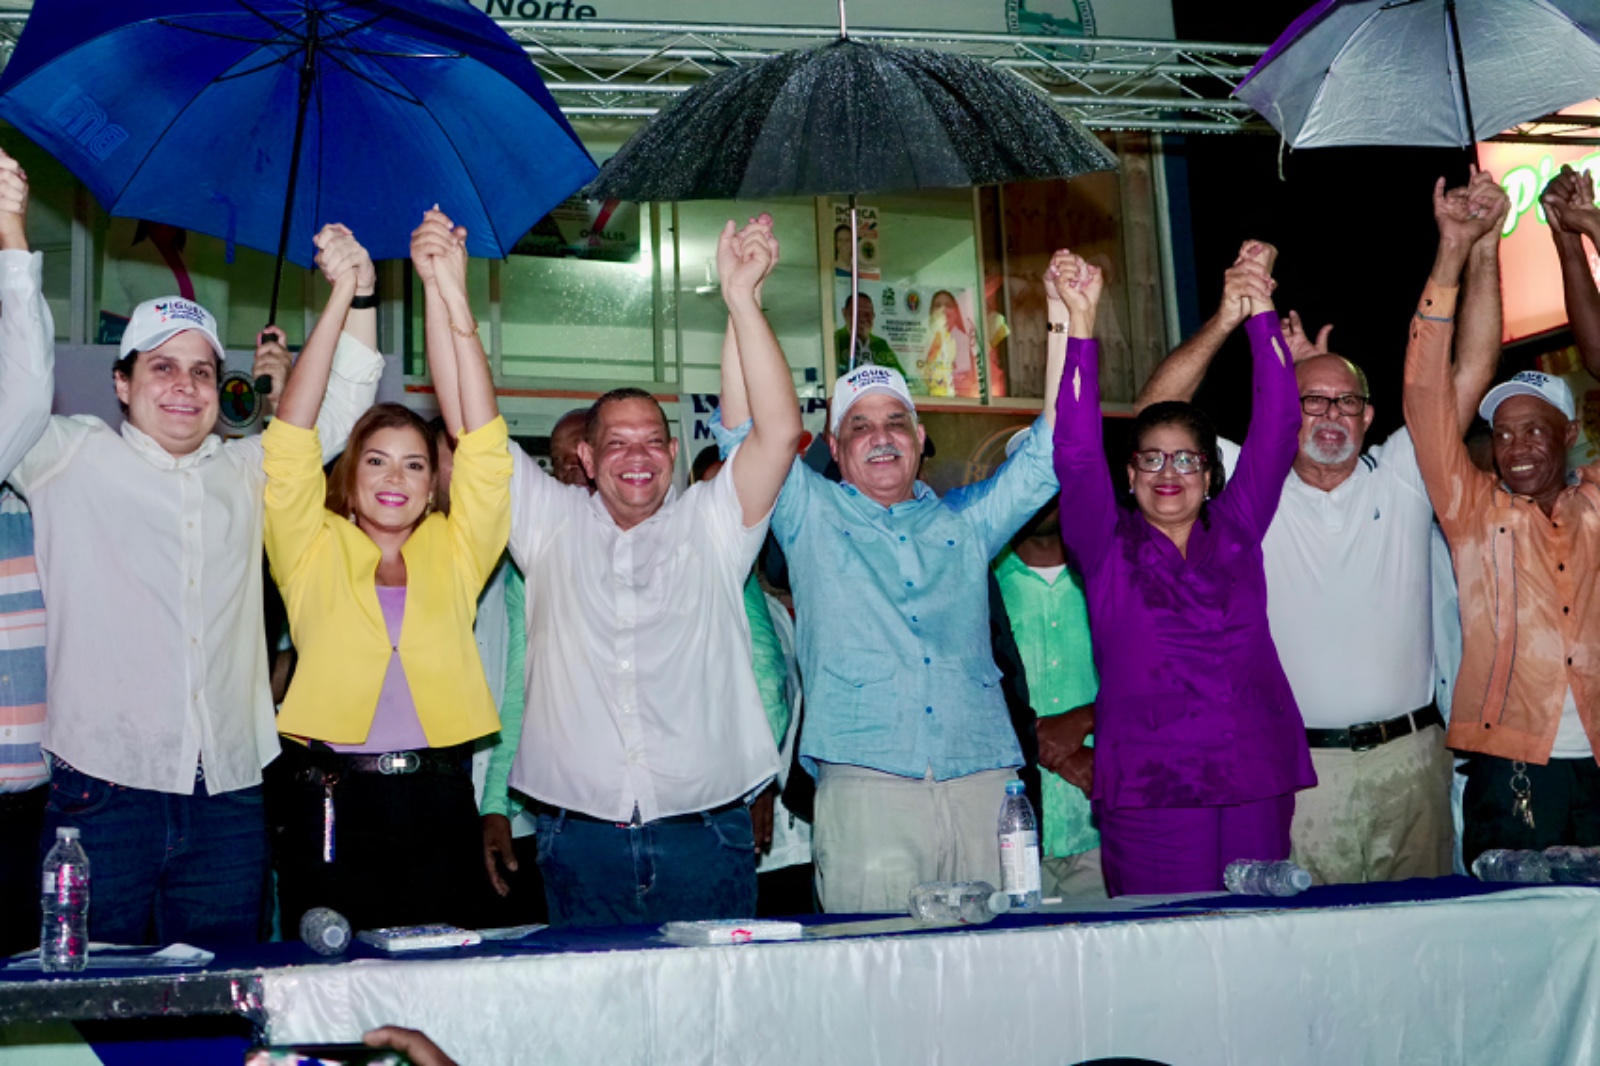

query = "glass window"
[672,197,823,396]
[92,213,316,351]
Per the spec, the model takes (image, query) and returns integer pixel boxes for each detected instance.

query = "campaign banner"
[512,196,641,263]
[833,277,980,398]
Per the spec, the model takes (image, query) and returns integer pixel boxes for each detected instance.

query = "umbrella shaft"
[269,11,322,325]
[1444,0,1476,147]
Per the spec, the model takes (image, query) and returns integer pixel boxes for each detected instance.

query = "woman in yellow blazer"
[263,215,510,934]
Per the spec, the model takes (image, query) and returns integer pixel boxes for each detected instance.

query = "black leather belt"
[299,742,470,778]
[531,796,747,828]
[1305,705,1443,751]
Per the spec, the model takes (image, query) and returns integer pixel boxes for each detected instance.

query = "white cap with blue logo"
[119,296,225,362]
[1478,370,1575,423]
[830,363,915,434]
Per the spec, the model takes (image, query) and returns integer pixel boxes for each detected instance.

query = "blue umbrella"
[0,0,597,321]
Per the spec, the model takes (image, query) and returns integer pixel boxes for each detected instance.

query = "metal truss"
[497,19,1271,134]
[2,11,1598,142]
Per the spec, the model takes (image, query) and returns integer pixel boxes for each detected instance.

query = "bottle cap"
[987,891,1011,914]
[56,827,80,841]
[1004,780,1024,796]
[1288,867,1312,891]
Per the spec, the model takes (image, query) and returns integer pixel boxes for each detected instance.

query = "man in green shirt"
[833,293,907,380]
[992,491,1104,898]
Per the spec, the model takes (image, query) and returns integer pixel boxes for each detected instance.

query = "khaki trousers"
[813,764,1014,914]
[1289,725,1454,884]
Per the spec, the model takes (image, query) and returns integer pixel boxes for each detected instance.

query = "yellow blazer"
[263,415,512,746]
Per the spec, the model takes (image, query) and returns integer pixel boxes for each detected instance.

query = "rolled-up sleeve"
[1403,283,1491,539]
[948,412,1059,560]
[0,250,55,485]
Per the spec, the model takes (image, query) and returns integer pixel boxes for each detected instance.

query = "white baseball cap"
[119,297,225,361]
[830,364,915,434]
[1479,370,1575,423]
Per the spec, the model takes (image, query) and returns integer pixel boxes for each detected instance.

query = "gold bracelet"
[448,315,478,338]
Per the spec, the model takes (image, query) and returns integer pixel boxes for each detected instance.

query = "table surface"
[0,875,1535,1028]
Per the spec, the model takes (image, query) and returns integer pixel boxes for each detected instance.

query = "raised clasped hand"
[410,206,469,299]
[0,148,29,250]
[312,223,374,296]
[1045,248,1103,318]
[718,213,779,305]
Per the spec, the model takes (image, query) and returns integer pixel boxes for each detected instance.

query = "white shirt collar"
[119,420,222,471]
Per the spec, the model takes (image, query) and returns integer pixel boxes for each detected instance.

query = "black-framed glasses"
[1299,393,1369,417]
[1131,449,1209,475]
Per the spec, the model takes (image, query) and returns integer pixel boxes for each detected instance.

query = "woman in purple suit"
[1049,242,1314,896]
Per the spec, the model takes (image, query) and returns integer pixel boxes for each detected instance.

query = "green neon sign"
[1501,151,1600,238]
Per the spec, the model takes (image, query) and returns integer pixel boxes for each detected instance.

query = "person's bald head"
[550,408,591,488]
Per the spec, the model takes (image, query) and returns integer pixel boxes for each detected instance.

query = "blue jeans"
[535,804,757,928]
[42,761,267,946]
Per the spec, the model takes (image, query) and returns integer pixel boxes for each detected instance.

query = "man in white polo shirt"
[482,216,800,927]
[1134,184,1507,882]
[0,151,383,944]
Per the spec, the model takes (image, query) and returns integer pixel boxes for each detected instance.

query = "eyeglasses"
[1131,449,1209,475]
[1299,393,1369,417]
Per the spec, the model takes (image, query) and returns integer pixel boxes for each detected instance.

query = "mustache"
[864,444,904,461]
[1312,420,1350,441]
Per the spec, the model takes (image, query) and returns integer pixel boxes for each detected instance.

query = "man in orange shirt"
[1406,171,1600,868]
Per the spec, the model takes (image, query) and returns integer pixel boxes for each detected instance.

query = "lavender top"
[1052,317,1315,810]
[330,585,429,755]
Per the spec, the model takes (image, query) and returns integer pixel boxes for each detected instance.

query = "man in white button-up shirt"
[481,216,800,927]
[0,152,384,946]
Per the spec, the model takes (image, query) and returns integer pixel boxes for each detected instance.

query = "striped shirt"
[0,486,47,792]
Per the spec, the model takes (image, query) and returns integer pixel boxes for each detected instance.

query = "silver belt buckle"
[377,752,418,775]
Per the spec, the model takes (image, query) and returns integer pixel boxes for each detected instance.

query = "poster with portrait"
[832,277,981,399]
[831,203,881,280]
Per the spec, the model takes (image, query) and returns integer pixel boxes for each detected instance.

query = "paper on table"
[4,942,215,970]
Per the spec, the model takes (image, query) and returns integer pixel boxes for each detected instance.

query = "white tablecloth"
[262,886,1600,1065]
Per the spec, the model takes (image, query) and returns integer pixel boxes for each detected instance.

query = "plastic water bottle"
[908,881,1010,925]
[299,907,352,956]
[40,827,89,973]
[998,780,1042,910]
[1223,859,1312,897]
[1472,848,1553,883]
[1544,846,1600,883]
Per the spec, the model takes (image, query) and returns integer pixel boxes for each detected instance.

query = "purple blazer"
[1052,317,1316,811]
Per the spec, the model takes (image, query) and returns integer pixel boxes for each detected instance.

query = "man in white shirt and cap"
[0,150,383,945]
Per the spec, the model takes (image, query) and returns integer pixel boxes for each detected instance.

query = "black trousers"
[0,787,46,955]
[266,743,492,936]
[1460,753,1600,871]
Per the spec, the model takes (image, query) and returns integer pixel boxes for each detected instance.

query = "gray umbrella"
[1234,0,1600,148]
[586,7,1117,367]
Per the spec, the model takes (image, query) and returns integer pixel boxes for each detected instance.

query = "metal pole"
[848,192,859,371]
[837,0,848,39]
[1445,0,1477,148]
[268,9,320,329]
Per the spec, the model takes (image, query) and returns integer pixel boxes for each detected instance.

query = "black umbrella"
[586,11,1117,368]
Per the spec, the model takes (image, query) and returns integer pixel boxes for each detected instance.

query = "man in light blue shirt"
[716,267,1068,911]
